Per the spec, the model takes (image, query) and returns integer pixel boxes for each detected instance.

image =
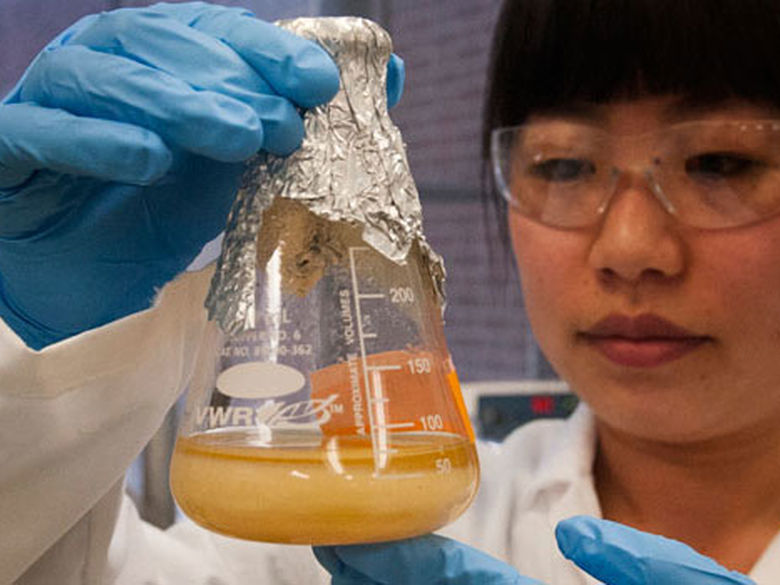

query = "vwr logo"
[196,395,341,430]
[196,360,342,430]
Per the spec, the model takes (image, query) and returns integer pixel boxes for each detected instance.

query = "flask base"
[170,430,479,544]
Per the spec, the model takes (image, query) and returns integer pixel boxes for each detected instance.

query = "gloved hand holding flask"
[0,1,404,350]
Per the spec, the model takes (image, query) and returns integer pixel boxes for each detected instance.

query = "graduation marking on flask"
[349,246,420,471]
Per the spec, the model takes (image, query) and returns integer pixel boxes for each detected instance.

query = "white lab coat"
[0,268,215,585]
[446,408,780,585]
[3,265,780,584]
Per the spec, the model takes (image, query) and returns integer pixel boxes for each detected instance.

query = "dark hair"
[481,0,780,247]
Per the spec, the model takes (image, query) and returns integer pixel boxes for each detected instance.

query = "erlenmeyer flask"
[169,17,479,545]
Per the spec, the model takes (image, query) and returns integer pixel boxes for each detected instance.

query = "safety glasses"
[491,119,780,229]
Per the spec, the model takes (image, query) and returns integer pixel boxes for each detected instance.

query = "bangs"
[481,0,780,256]
[485,0,780,132]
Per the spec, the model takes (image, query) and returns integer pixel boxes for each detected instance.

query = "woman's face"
[510,96,780,444]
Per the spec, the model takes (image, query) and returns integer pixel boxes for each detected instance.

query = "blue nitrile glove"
[314,516,755,584]
[556,515,755,585]
[314,535,543,585]
[0,2,405,350]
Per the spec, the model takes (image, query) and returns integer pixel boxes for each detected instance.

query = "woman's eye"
[684,152,763,180]
[529,158,596,182]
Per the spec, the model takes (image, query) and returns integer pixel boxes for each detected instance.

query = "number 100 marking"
[420,414,444,431]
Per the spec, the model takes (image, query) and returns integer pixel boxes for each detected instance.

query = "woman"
[317,0,780,583]
[0,1,776,584]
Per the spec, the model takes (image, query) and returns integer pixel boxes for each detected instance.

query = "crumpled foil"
[206,17,446,334]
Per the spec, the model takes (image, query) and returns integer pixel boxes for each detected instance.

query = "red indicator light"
[531,395,555,415]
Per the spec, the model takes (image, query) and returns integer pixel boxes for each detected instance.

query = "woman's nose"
[587,172,686,285]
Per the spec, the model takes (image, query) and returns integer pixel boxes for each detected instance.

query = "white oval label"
[216,362,306,399]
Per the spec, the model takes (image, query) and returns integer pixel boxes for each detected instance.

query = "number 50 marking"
[435,458,452,474]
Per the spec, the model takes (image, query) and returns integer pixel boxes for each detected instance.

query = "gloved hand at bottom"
[314,516,756,585]
[315,533,540,585]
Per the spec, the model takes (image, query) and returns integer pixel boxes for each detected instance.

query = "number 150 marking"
[407,357,432,375]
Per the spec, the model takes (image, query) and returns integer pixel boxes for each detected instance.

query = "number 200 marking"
[390,287,415,303]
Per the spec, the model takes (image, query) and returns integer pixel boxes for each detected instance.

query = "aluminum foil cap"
[206,17,446,333]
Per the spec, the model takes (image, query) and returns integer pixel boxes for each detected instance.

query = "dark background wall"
[0,0,555,382]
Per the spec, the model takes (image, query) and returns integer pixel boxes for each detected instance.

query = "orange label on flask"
[310,349,466,437]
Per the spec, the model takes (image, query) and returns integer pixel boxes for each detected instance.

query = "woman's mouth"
[579,313,712,368]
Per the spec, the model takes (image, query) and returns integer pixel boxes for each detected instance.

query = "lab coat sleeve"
[0,267,214,583]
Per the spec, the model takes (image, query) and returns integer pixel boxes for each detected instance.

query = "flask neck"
[279,17,392,117]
